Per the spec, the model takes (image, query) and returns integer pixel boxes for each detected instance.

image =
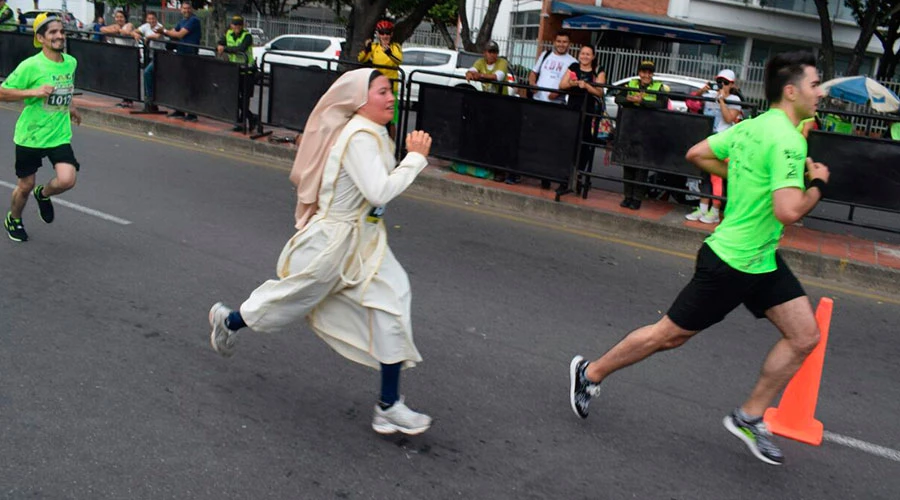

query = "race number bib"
[366,206,385,224]
[45,86,74,110]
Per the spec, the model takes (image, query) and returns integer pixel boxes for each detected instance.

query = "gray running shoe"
[569,355,602,419]
[723,409,784,465]
[209,302,238,357]
[372,397,432,435]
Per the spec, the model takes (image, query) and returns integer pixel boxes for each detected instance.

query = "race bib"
[366,206,385,224]
[45,86,74,110]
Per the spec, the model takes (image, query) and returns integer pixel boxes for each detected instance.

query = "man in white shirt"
[528,30,577,104]
[132,11,167,113]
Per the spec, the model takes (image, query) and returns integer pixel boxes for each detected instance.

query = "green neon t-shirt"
[705,108,807,274]
[1,52,77,148]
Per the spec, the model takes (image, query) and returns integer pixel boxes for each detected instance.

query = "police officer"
[0,0,17,32]
[615,60,670,210]
[217,15,257,132]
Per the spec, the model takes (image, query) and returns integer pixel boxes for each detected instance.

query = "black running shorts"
[15,144,80,178]
[667,243,806,331]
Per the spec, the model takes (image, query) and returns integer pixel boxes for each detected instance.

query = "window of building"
[509,9,540,41]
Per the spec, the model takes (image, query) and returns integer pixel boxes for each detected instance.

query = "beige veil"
[289,68,378,229]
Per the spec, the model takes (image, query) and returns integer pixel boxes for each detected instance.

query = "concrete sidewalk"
[69,94,900,295]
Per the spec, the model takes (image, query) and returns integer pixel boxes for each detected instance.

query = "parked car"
[604,73,708,119]
[22,10,85,31]
[400,47,518,104]
[252,34,344,73]
[248,27,268,46]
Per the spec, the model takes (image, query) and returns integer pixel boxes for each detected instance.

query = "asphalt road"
[1,107,898,499]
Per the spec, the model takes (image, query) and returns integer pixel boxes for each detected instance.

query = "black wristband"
[808,178,827,197]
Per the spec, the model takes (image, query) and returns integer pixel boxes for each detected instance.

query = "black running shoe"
[4,212,28,242]
[570,355,602,419]
[33,185,54,224]
[723,409,785,465]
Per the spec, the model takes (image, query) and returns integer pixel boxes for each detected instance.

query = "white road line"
[824,431,900,463]
[0,181,132,225]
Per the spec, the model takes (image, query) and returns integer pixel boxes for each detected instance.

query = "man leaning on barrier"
[158,1,202,122]
[615,60,670,210]
[0,0,16,32]
[133,11,167,113]
[217,15,258,133]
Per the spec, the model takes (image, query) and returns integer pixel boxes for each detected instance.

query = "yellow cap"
[33,12,60,48]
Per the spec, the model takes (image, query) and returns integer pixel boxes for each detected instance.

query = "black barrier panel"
[417,84,463,159]
[808,131,900,211]
[415,83,579,182]
[612,107,714,176]
[0,32,39,78]
[66,38,141,101]
[154,51,240,122]
[269,63,338,131]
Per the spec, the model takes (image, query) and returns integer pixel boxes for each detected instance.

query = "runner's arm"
[685,139,728,178]
[0,85,54,102]
[772,159,829,225]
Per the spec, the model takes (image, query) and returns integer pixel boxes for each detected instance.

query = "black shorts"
[667,244,806,331]
[15,144,80,178]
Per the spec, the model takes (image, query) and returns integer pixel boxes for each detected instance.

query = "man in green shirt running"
[0,13,81,242]
[568,51,830,466]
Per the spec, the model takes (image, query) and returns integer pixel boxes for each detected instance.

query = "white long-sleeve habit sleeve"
[342,132,428,207]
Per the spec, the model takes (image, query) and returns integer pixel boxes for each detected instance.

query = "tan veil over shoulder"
[289,68,378,229]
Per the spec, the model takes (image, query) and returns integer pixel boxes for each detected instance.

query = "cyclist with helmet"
[358,19,403,136]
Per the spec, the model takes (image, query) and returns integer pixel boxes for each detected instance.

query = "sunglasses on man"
[377,29,392,35]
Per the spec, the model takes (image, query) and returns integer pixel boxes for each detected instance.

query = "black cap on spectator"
[484,41,500,53]
[638,60,655,71]
[231,15,244,25]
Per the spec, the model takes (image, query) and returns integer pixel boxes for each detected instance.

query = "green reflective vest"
[626,79,664,102]
[0,4,17,32]
[225,29,253,65]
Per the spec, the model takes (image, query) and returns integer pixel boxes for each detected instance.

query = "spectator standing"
[358,19,402,138]
[91,16,105,41]
[466,40,519,184]
[528,30,577,104]
[101,9,137,108]
[685,69,742,224]
[559,45,606,193]
[132,11,167,112]
[159,1,202,121]
[615,60,670,210]
[0,0,16,32]
[217,15,258,132]
[17,8,26,33]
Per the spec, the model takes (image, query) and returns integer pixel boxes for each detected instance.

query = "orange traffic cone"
[763,297,833,446]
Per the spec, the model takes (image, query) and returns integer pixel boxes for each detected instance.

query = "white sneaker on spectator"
[685,207,706,221]
[700,208,720,224]
[372,397,432,435]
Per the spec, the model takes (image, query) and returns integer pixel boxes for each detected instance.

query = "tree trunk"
[393,0,441,44]
[845,0,882,76]
[813,0,835,80]
[433,19,457,49]
[343,0,391,65]
[456,0,476,52]
[473,0,503,51]
[874,15,900,80]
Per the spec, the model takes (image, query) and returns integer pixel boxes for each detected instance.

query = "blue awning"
[562,14,727,45]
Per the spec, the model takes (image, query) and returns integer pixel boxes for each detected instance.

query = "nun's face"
[358,75,395,125]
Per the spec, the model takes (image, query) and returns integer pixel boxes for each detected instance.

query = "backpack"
[527,50,552,99]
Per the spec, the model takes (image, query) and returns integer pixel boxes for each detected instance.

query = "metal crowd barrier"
[405,70,582,201]
[0,31,36,78]
[251,53,408,158]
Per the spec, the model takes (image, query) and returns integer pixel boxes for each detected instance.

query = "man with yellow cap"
[0,13,81,242]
